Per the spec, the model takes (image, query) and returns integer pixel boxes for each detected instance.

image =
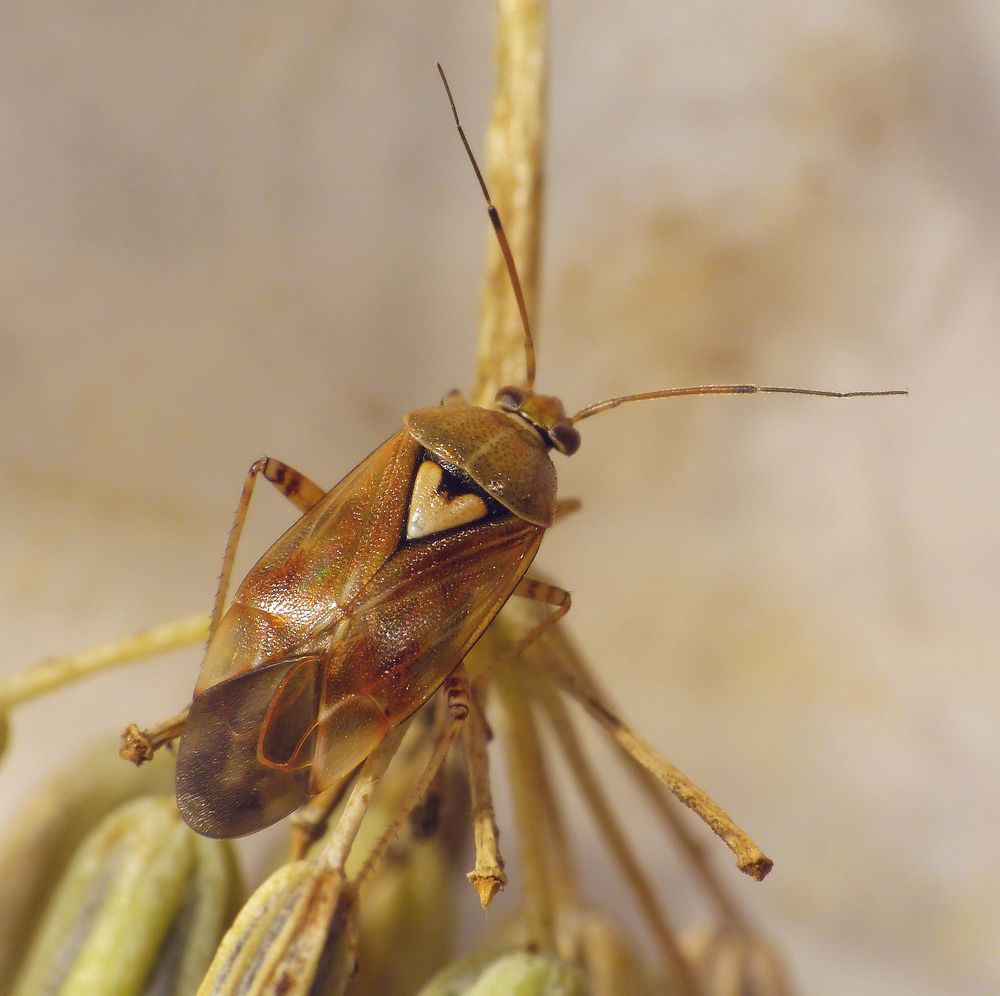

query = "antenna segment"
[571,384,908,423]
[437,63,537,390]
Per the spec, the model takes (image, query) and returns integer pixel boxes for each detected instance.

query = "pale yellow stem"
[539,645,773,882]
[473,0,546,404]
[320,724,408,873]
[566,647,769,910]
[539,684,702,995]
[462,696,507,909]
[494,667,559,951]
[0,615,209,711]
[630,764,749,928]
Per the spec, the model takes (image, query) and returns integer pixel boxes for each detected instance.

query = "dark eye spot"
[495,385,527,412]
[549,420,581,456]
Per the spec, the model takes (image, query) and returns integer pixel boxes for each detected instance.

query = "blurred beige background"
[1,2,996,993]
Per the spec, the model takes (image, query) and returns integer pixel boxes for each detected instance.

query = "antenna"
[437,63,537,390]
[571,383,908,424]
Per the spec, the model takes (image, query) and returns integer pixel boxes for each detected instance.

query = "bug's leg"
[353,667,471,888]
[259,457,327,512]
[321,723,411,872]
[287,776,355,860]
[211,457,327,635]
[120,706,189,764]
[507,577,572,657]
[553,497,581,522]
[472,579,571,692]
[462,689,506,907]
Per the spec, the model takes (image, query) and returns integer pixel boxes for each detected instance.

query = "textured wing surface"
[179,425,546,834]
[194,430,418,696]
[309,513,544,788]
[176,653,322,837]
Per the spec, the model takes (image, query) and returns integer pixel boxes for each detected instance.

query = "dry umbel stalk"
[461,696,506,909]
[0,0,796,993]
[466,597,789,993]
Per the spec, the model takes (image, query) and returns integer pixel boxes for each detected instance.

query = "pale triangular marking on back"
[406,460,488,539]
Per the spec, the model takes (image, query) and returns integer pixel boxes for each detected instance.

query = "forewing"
[308,514,545,789]
[194,429,419,696]
[180,426,547,829]
[176,653,323,837]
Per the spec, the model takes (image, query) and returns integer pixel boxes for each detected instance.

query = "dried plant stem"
[494,667,560,951]
[462,695,507,909]
[288,780,353,861]
[538,685,703,996]
[320,724,408,873]
[353,669,470,891]
[630,764,749,928]
[0,615,209,711]
[566,648,764,918]
[473,0,546,404]
[522,686,580,941]
[471,0,579,949]
[538,647,773,882]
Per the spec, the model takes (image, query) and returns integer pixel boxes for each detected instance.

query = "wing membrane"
[194,430,419,696]
[180,426,548,835]
[316,515,545,741]
[176,654,321,837]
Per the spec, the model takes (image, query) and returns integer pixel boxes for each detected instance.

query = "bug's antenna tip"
[435,61,537,391]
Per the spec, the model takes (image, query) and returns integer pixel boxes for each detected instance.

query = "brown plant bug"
[166,66,905,838]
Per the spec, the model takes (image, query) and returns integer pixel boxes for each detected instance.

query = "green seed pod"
[145,831,244,995]
[417,948,588,996]
[11,795,239,996]
[199,860,356,996]
[0,744,175,985]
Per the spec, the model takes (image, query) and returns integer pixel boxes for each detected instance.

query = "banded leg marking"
[509,577,572,655]
[210,457,327,636]
[261,457,326,512]
[474,578,572,691]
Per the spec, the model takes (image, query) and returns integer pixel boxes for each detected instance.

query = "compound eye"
[548,420,581,456]
[495,385,527,412]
